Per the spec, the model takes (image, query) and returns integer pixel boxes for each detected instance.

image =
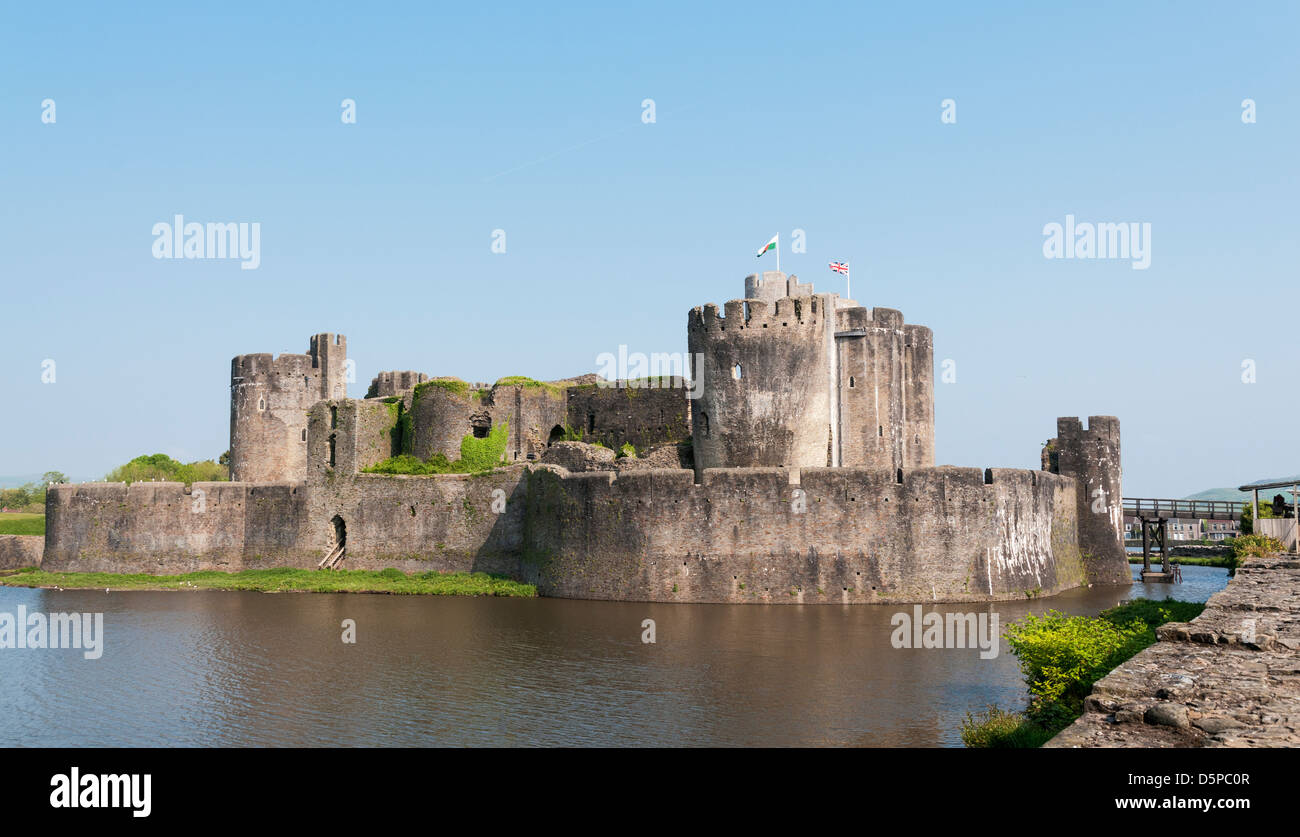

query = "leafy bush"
[1230,533,1284,560]
[966,598,1205,747]
[1005,610,1150,722]
[618,443,636,459]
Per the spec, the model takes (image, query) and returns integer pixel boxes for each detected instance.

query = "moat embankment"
[1048,554,1300,747]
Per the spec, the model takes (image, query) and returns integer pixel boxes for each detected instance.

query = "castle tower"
[833,306,935,471]
[688,275,833,469]
[229,333,347,482]
[1048,416,1129,584]
[688,272,935,473]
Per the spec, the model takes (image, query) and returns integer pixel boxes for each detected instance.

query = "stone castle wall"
[522,465,1084,603]
[0,535,43,569]
[44,460,1092,604]
[43,482,310,573]
[564,383,691,453]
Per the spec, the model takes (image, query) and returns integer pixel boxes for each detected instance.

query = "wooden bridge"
[1122,497,1245,521]
[1121,497,1245,583]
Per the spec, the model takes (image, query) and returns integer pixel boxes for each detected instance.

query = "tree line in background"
[1,454,230,513]
[104,453,230,486]
[0,472,68,512]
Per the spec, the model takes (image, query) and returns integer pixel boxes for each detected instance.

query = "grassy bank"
[962,597,1205,748]
[0,513,44,535]
[0,567,536,597]
[1127,555,1234,568]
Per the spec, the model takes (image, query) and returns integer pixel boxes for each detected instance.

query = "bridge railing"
[1122,497,1245,521]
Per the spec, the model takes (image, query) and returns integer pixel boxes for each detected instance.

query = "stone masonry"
[1047,554,1300,747]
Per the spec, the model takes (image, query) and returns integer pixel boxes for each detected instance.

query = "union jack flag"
[829,261,849,275]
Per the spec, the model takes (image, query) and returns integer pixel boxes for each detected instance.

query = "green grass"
[0,567,536,597]
[1127,555,1235,568]
[0,513,45,535]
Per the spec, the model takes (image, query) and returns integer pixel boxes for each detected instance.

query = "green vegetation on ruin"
[364,421,511,475]
[413,378,471,400]
[961,597,1205,748]
[494,376,564,398]
[105,453,229,486]
[0,566,536,597]
[0,513,45,535]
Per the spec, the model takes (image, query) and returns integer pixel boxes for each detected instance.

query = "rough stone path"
[1047,555,1300,747]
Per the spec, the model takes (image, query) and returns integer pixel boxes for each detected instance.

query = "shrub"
[1230,534,1284,560]
[960,707,1057,749]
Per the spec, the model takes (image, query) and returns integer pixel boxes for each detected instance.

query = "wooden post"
[1142,517,1151,574]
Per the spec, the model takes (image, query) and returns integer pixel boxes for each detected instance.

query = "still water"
[0,566,1227,747]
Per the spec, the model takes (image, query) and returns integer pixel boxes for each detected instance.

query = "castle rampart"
[43,481,309,572]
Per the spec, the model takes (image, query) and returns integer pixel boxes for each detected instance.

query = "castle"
[42,271,1133,603]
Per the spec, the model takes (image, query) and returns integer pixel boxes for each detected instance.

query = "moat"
[0,566,1227,747]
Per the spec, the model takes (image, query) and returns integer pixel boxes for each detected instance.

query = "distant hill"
[1183,474,1300,502]
[0,474,47,490]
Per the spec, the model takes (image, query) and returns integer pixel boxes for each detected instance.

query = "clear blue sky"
[1,1,1296,497]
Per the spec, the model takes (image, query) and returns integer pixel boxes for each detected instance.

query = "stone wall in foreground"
[1047,554,1300,747]
[0,535,43,569]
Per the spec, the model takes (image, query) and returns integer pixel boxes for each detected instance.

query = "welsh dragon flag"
[755,234,777,258]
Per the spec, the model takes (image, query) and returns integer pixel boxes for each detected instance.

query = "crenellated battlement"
[687,295,824,334]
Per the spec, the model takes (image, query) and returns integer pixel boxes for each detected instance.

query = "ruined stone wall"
[409,382,477,462]
[303,470,527,574]
[564,383,690,454]
[835,307,935,471]
[307,399,399,479]
[1048,415,1129,584]
[0,535,42,569]
[688,295,832,469]
[523,465,1084,603]
[42,482,310,573]
[485,384,567,462]
[229,333,346,483]
[366,370,428,398]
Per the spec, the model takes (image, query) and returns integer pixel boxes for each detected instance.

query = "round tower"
[687,285,832,470]
[229,333,347,483]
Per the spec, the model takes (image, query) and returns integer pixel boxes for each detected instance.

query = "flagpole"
[847,262,850,300]
[776,233,780,275]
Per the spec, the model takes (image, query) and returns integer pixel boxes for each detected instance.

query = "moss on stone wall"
[414,378,471,400]
[459,421,509,470]
[363,421,510,475]
[495,376,564,399]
